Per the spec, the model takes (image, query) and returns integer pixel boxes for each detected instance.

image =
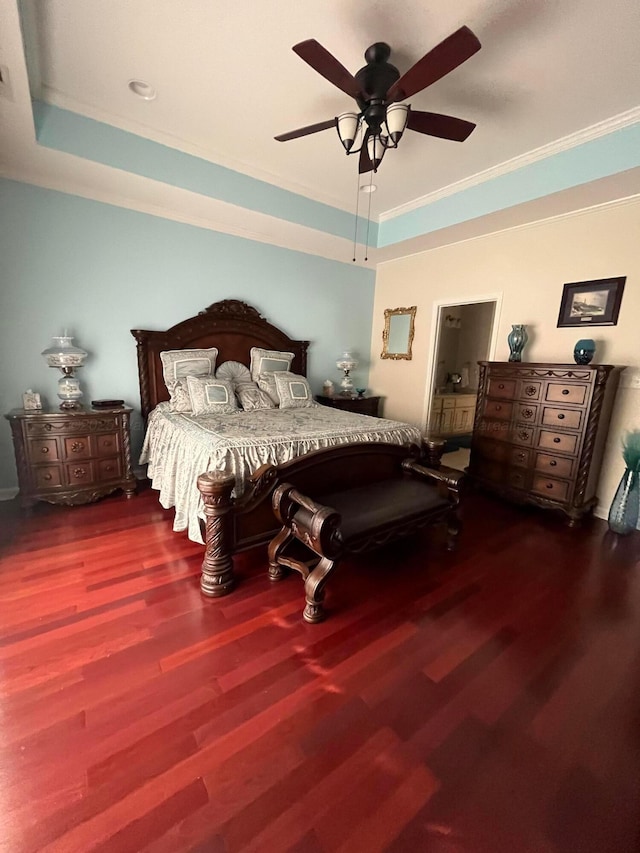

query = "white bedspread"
[140,402,421,543]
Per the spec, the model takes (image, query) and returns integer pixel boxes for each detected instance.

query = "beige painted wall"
[369,198,640,518]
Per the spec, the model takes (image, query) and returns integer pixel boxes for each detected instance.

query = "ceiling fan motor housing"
[354,42,400,110]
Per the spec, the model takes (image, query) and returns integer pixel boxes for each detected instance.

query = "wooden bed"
[132,299,434,597]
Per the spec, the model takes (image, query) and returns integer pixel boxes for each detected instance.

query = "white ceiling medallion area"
[16,0,640,218]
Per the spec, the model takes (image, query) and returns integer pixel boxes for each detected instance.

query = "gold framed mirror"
[381,306,417,360]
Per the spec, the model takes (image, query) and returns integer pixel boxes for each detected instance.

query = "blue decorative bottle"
[507,324,528,362]
[573,339,596,365]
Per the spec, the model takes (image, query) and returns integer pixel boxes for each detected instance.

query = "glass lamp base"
[57,373,83,410]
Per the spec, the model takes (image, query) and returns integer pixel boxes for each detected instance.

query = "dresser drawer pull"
[498,384,504,389]
[524,385,536,397]
[562,389,569,396]
[553,437,561,443]
[43,473,52,481]
[549,460,557,467]
[103,440,113,448]
[516,452,526,460]
[71,441,85,452]
[73,468,86,479]
[557,414,565,420]
[518,430,530,440]
[495,405,502,411]
[105,464,113,472]
[546,483,554,490]
[41,446,49,454]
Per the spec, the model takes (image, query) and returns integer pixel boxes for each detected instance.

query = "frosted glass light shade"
[336,112,360,152]
[367,134,386,170]
[385,103,409,143]
[41,335,87,369]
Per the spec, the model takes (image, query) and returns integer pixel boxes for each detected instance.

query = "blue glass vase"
[574,338,596,365]
[607,468,640,535]
[507,324,528,362]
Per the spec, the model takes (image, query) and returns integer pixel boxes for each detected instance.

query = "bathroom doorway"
[424,295,501,471]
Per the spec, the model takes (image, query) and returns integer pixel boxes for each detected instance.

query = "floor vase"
[607,468,639,535]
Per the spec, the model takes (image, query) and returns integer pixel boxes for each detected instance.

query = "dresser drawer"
[27,438,59,462]
[513,403,537,423]
[484,400,512,420]
[541,407,582,430]
[537,430,579,455]
[535,453,574,479]
[442,397,455,409]
[508,468,528,491]
[94,432,120,455]
[545,383,587,405]
[518,381,542,401]
[34,466,64,489]
[510,447,531,468]
[532,475,570,502]
[488,378,517,399]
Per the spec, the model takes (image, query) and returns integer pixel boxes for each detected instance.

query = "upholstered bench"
[267,445,464,622]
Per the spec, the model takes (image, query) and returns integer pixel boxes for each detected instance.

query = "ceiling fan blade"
[407,110,476,142]
[292,39,364,100]
[358,130,373,174]
[386,26,481,103]
[274,119,336,142]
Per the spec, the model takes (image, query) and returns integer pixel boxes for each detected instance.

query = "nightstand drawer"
[28,438,59,462]
[65,462,96,485]
[63,436,92,459]
[34,466,64,489]
[95,432,120,455]
[98,457,122,481]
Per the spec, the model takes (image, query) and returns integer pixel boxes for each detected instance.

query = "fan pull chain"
[364,171,373,262]
[352,169,361,262]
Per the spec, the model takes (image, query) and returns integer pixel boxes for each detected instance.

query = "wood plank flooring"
[0,486,639,852]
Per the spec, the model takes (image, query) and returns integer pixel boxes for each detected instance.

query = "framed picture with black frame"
[557,277,626,327]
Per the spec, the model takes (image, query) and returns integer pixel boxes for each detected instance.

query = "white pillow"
[274,372,314,409]
[185,375,238,416]
[160,348,218,406]
[249,347,294,382]
[167,378,194,413]
[256,372,280,405]
[215,360,252,387]
[235,383,276,411]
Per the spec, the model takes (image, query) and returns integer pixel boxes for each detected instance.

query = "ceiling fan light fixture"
[336,112,360,151]
[384,103,409,144]
[367,134,386,171]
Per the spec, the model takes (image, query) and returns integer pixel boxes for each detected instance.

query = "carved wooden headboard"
[131,299,309,419]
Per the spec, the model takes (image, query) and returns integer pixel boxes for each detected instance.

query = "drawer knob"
[518,430,530,440]
[525,386,536,397]
[517,452,525,459]
[41,446,49,454]
[71,441,85,453]
[43,473,52,481]
[553,437,561,443]
[521,408,534,419]
[495,405,502,411]
[562,389,570,396]
[550,460,557,467]
[498,384,505,389]
[105,464,113,472]
[546,483,554,490]
[73,467,86,478]
[104,440,112,447]
[557,413,565,420]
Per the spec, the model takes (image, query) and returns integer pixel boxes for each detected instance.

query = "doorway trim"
[421,292,503,432]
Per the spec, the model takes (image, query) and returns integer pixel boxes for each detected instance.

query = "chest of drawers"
[5,407,137,509]
[469,362,622,525]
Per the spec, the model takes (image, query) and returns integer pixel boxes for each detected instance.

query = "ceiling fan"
[275,26,481,174]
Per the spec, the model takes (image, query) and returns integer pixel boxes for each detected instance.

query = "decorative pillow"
[215,360,252,387]
[167,378,195,413]
[235,382,276,411]
[185,375,238,416]
[160,348,218,404]
[249,347,294,382]
[273,372,314,409]
[256,372,281,405]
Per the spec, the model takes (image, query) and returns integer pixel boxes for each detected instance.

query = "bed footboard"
[197,472,236,596]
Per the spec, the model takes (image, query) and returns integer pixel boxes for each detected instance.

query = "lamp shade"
[41,335,88,369]
[367,134,386,171]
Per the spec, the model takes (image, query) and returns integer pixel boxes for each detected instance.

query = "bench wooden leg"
[447,508,462,551]
[303,556,337,623]
[267,526,293,582]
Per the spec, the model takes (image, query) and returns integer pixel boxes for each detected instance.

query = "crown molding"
[39,84,357,216]
[379,106,640,223]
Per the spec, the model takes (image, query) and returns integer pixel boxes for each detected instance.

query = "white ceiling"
[11,0,640,217]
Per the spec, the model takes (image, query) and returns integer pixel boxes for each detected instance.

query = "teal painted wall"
[0,179,375,490]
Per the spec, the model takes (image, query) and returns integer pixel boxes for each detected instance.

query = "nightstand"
[5,406,136,509]
[315,395,381,417]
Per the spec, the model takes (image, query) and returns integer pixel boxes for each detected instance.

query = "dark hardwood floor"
[0,485,639,852]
